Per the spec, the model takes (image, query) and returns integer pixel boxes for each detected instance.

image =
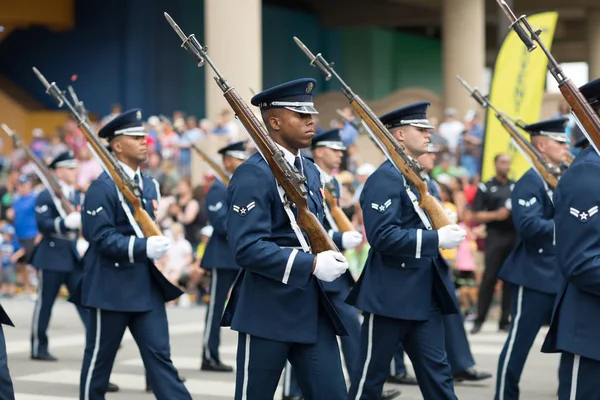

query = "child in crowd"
[0,224,24,297]
[454,206,479,319]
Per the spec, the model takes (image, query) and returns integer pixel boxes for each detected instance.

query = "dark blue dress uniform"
[282,129,365,399]
[389,168,485,385]
[494,118,569,400]
[76,109,191,400]
[30,150,88,360]
[0,226,16,400]
[346,102,459,400]
[221,79,348,400]
[200,141,247,371]
[542,78,600,400]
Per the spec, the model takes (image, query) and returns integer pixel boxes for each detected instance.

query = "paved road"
[2,297,559,399]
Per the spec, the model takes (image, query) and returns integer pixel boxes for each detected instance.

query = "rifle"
[159,115,230,185]
[164,13,339,254]
[456,75,560,189]
[1,124,76,216]
[293,37,451,230]
[336,109,361,131]
[496,0,600,155]
[323,180,354,233]
[32,67,162,238]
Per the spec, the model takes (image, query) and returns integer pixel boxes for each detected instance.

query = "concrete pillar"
[204,0,262,122]
[587,10,600,81]
[442,0,486,119]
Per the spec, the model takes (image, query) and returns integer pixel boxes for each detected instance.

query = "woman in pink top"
[455,207,479,318]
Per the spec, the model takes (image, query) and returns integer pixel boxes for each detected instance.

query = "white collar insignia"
[85,206,104,216]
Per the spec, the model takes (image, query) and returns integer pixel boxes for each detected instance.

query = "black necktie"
[134,174,142,191]
[294,156,303,176]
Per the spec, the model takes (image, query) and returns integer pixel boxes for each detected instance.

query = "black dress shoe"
[31,354,58,361]
[453,367,492,382]
[470,321,483,334]
[201,359,234,372]
[382,388,401,399]
[282,396,303,400]
[387,373,418,385]
[498,323,511,332]
[107,382,119,392]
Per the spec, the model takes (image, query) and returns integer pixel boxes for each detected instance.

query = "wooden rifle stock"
[323,184,354,233]
[163,16,338,253]
[1,124,75,214]
[32,67,161,238]
[499,119,558,189]
[223,90,339,254]
[349,101,451,230]
[495,1,600,152]
[293,37,451,230]
[559,81,600,150]
[456,75,560,189]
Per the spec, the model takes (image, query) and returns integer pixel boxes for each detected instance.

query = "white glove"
[77,238,89,257]
[437,224,466,249]
[64,212,81,230]
[313,250,349,282]
[146,236,171,259]
[341,231,363,249]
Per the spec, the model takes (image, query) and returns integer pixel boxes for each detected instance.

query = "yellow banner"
[481,12,559,182]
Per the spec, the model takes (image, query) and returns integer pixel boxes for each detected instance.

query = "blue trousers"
[559,352,600,400]
[235,311,347,400]
[203,268,238,363]
[495,285,555,400]
[391,311,475,376]
[282,289,361,397]
[31,269,88,357]
[348,306,457,400]
[79,292,191,400]
[0,325,15,400]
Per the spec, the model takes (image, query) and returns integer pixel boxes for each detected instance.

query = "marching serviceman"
[222,78,350,399]
[388,144,491,388]
[77,109,191,400]
[30,150,87,362]
[494,118,570,400]
[282,129,399,400]
[542,78,600,399]
[201,140,248,372]
[346,102,466,400]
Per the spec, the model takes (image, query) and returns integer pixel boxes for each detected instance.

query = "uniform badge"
[35,205,49,214]
[306,82,314,93]
[208,202,223,212]
[517,197,537,207]
[570,206,598,223]
[85,206,103,216]
[233,201,256,217]
[371,199,392,213]
[136,110,142,120]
